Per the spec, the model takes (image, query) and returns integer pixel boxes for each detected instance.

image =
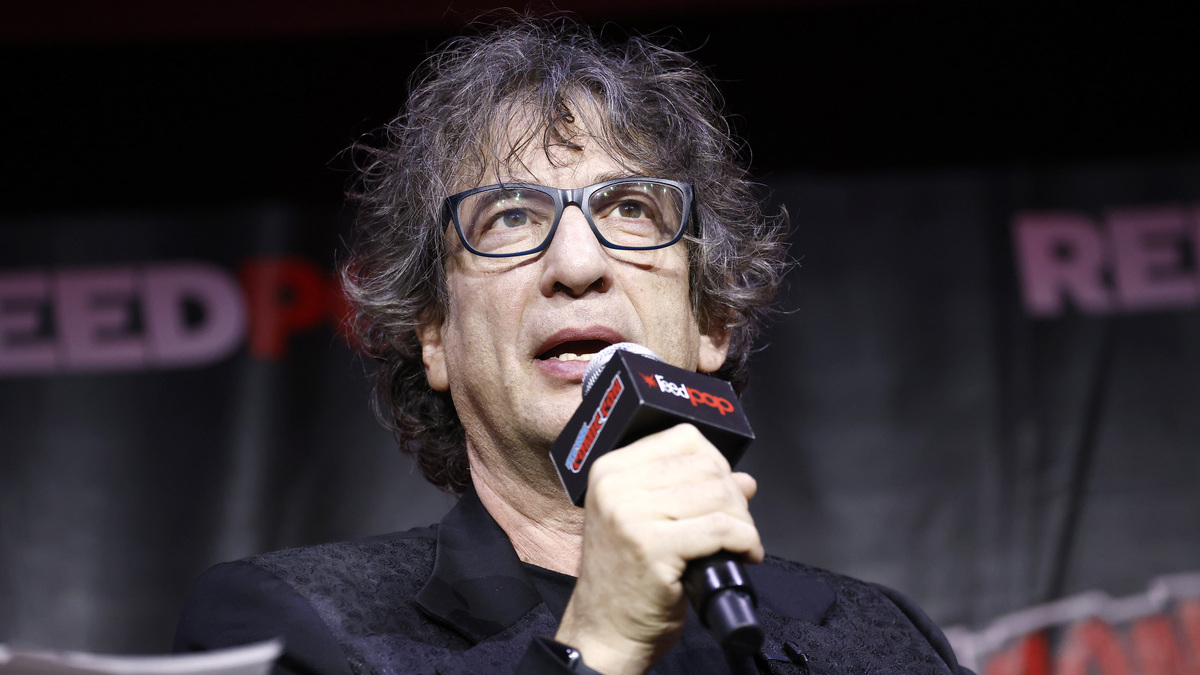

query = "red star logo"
[640,372,657,388]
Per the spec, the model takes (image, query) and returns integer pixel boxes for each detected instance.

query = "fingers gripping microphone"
[550,343,764,654]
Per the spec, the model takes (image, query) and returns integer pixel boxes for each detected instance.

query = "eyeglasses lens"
[458,188,557,256]
[589,182,684,249]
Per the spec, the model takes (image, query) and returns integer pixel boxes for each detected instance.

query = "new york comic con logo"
[640,372,734,416]
[564,373,625,474]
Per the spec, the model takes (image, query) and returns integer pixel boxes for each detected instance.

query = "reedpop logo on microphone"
[563,367,737,476]
[640,371,734,415]
[552,344,754,506]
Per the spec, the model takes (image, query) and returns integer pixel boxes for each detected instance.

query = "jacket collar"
[747,559,835,625]
[414,486,543,643]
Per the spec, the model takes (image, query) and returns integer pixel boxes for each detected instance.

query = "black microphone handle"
[682,551,763,654]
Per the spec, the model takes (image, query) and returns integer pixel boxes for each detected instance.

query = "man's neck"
[470,452,585,576]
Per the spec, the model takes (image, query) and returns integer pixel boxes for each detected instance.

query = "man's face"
[417,129,728,474]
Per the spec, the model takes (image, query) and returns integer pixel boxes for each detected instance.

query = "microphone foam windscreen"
[582,342,662,395]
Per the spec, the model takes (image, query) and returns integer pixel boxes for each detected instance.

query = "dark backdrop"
[2,2,1198,672]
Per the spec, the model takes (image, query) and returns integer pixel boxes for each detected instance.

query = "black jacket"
[175,488,970,674]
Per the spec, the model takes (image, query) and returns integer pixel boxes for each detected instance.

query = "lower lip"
[535,356,592,382]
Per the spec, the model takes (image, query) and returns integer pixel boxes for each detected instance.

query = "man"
[176,17,971,675]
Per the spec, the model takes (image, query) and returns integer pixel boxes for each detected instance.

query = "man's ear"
[697,324,731,374]
[415,315,450,392]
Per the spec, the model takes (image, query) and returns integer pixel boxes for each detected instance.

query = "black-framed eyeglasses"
[442,177,694,258]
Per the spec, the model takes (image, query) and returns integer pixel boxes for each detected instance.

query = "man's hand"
[554,424,763,675]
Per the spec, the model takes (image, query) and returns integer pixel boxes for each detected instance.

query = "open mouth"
[537,339,613,362]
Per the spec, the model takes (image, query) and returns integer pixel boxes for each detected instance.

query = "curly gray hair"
[343,17,788,494]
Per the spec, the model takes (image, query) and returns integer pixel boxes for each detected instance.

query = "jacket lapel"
[748,560,835,625]
[414,486,543,643]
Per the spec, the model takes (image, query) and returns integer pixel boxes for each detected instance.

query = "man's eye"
[617,202,645,219]
[498,209,528,227]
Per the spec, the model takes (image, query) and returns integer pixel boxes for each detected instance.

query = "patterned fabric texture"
[175,489,971,675]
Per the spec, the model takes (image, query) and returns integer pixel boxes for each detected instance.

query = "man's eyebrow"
[593,171,645,184]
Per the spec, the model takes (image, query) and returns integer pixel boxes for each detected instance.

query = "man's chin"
[523,396,583,446]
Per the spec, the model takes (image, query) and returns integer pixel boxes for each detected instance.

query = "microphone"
[549,343,763,654]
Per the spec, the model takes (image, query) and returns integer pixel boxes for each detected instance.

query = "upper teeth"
[551,352,595,361]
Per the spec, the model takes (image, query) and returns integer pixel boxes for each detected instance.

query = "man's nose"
[539,204,612,297]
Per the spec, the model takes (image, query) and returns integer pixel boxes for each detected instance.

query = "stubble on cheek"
[440,264,557,458]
